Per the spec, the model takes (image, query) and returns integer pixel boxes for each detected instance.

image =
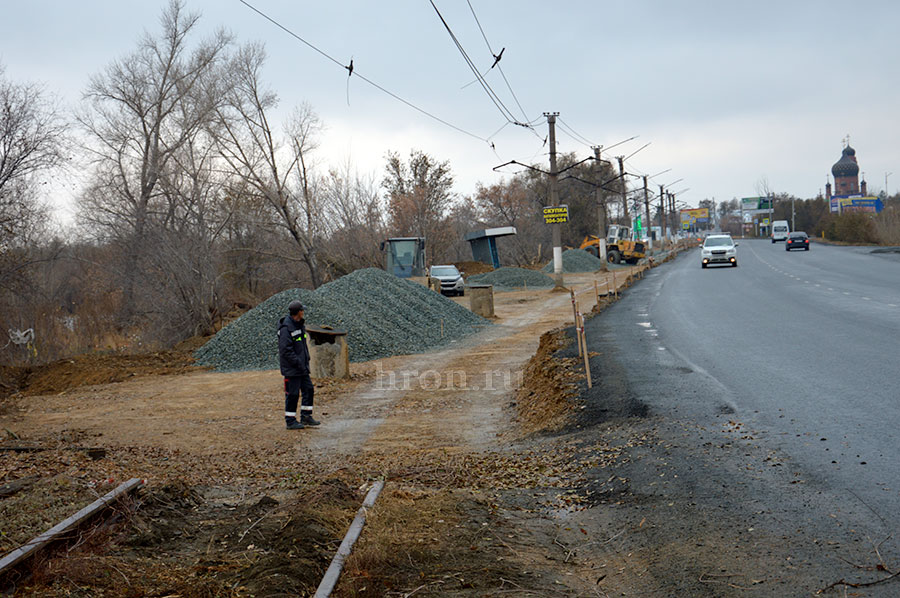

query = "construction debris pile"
[195,268,489,370]
[542,249,606,273]
[467,267,555,291]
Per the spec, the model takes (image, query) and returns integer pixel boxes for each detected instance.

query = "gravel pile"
[542,248,606,273]
[194,268,489,371]
[467,267,555,291]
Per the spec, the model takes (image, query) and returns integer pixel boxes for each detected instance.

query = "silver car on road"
[701,234,738,268]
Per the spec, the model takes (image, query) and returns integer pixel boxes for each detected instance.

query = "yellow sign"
[542,205,569,224]
[680,208,709,220]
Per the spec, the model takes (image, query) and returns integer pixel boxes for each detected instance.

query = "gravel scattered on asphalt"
[194,268,490,370]
[467,267,556,291]
[542,249,605,273]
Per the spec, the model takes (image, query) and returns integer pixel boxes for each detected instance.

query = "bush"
[819,213,879,244]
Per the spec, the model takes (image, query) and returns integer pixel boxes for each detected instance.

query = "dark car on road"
[785,231,810,251]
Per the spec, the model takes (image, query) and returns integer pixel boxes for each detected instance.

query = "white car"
[701,234,738,268]
[429,265,465,296]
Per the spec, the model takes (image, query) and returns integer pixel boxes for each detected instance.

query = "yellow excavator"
[579,224,646,264]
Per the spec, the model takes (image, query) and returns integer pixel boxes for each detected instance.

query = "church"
[825,142,883,213]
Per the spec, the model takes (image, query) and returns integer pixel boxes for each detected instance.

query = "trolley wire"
[238,0,491,143]
[557,117,597,148]
[429,0,531,129]
[465,0,533,125]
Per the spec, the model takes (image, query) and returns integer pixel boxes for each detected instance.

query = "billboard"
[680,208,710,227]
[742,197,772,211]
[830,196,883,214]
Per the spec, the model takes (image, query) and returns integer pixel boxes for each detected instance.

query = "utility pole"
[886,172,892,200]
[593,146,608,265]
[791,196,795,231]
[659,184,666,244]
[617,156,630,224]
[643,175,652,250]
[545,112,563,284]
[668,192,676,237]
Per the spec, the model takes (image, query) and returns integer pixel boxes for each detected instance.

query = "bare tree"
[383,149,456,260]
[319,159,385,276]
[0,63,67,267]
[145,130,232,341]
[213,42,325,287]
[77,0,231,324]
[0,64,69,362]
[474,177,547,265]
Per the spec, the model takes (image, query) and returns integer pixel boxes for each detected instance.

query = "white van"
[771,220,790,243]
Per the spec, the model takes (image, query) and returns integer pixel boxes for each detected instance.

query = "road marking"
[862,297,871,301]
[843,292,850,295]
[889,304,898,307]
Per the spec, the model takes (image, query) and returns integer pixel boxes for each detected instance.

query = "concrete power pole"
[617,156,630,223]
[545,112,563,284]
[791,196,796,231]
[593,146,608,264]
[659,184,666,244]
[643,175,652,250]
[668,192,676,237]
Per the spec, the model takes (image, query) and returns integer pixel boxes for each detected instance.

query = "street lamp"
[887,172,893,200]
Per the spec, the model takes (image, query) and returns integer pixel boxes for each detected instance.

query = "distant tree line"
[705,195,899,244]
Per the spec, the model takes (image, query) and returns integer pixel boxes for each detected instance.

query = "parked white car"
[700,234,738,268]
[429,265,465,296]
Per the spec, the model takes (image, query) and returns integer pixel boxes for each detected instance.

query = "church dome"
[832,146,859,177]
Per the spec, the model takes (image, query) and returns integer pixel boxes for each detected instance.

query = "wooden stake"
[570,289,581,357]
[578,307,592,388]
[593,279,600,304]
[612,271,618,299]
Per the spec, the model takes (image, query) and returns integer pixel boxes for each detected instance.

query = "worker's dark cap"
[288,300,304,315]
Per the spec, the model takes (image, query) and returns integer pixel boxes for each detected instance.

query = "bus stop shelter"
[464,227,516,268]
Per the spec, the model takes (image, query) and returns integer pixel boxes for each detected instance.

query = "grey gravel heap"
[542,248,605,273]
[194,268,489,371]
[467,267,555,291]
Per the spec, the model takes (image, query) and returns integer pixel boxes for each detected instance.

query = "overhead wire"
[465,0,532,125]
[429,0,530,129]
[238,0,492,143]
[557,117,597,148]
[557,126,594,149]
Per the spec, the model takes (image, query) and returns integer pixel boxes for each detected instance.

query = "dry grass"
[339,488,462,596]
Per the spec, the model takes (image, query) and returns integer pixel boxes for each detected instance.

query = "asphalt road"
[577,238,900,595]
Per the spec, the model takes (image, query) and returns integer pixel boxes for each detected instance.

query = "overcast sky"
[3,0,899,220]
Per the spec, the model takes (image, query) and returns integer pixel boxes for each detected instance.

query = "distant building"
[825,143,883,213]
